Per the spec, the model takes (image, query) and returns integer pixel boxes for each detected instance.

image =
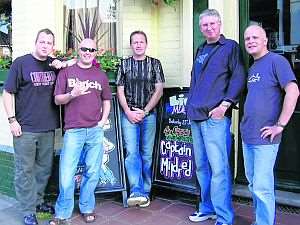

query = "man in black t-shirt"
[116,31,165,208]
[3,28,66,225]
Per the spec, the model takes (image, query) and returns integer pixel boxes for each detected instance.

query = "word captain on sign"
[160,140,193,179]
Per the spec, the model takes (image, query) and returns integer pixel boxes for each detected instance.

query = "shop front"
[237,0,300,192]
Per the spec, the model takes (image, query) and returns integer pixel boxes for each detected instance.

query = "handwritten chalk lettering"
[160,140,192,158]
[168,118,182,126]
[171,105,186,114]
[163,126,191,137]
[181,119,190,126]
[160,157,193,179]
[165,134,193,143]
[169,94,187,106]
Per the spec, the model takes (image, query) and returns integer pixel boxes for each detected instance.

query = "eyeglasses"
[80,47,97,53]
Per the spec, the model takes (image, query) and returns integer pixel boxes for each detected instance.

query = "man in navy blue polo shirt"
[241,25,299,225]
[187,9,246,225]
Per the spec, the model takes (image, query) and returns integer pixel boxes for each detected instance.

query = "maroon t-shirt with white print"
[54,63,112,130]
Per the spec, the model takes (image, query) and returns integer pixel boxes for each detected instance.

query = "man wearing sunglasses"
[50,38,112,225]
[116,30,165,208]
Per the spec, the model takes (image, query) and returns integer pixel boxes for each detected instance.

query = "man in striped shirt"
[116,30,165,208]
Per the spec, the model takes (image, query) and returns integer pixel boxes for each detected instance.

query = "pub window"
[63,0,117,51]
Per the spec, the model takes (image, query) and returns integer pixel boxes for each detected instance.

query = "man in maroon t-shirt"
[50,38,112,225]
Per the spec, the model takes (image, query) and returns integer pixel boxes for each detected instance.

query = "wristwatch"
[220,101,231,108]
[8,116,16,124]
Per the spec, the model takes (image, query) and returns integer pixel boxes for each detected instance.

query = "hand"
[98,120,105,128]
[260,125,283,142]
[125,108,144,123]
[208,105,227,119]
[49,59,66,69]
[10,120,22,137]
[70,82,91,98]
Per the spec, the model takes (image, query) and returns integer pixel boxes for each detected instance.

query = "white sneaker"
[189,211,217,222]
[127,193,148,207]
[139,196,150,208]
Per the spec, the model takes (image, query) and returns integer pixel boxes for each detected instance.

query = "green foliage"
[0,56,12,70]
[96,49,121,72]
[152,0,178,7]
[163,0,177,6]
[52,48,121,73]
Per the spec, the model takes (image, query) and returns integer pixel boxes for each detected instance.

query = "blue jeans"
[242,143,279,225]
[121,111,157,197]
[190,118,233,224]
[55,125,104,219]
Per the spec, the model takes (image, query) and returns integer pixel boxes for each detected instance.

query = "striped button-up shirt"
[116,56,165,109]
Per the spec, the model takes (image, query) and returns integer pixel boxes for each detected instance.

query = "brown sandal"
[82,212,96,223]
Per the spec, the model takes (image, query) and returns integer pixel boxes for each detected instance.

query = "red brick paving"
[66,194,300,225]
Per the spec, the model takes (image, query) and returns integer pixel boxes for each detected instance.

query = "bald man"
[241,25,299,225]
[50,38,112,224]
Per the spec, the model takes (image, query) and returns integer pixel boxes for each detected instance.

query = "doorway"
[237,0,300,192]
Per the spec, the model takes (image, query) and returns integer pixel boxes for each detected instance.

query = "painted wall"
[11,0,63,58]
[118,0,193,87]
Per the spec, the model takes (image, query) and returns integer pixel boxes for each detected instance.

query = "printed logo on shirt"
[30,71,56,86]
[196,53,209,65]
[248,73,261,83]
[68,77,102,91]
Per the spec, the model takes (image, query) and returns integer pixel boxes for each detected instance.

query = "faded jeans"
[242,143,279,225]
[121,111,157,197]
[190,118,233,224]
[55,125,104,219]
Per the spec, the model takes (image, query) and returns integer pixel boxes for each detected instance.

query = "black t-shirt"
[4,54,59,132]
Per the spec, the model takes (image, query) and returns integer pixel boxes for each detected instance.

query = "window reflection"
[250,0,300,110]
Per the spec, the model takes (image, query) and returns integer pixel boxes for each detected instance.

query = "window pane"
[63,0,117,51]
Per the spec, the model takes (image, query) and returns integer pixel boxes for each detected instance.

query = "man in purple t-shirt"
[241,25,299,225]
[50,38,112,225]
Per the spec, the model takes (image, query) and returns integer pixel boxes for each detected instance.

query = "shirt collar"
[202,34,226,47]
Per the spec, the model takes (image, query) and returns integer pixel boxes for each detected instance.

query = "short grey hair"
[199,9,221,25]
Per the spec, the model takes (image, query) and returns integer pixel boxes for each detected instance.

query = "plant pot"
[0,69,9,85]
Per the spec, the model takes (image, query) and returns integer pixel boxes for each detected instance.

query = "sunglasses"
[80,47,97,53]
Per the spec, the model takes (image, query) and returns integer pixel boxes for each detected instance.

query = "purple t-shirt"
[240,52,297,145]
[54,64,112,130]
[4,54,59,132]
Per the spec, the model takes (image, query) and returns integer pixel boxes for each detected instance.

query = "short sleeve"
[54,69,68,96]
[4,58,23,93]
[273,55,297,89]
[153,59,165,83]
[101,73,112,100]
[115,60,125,86]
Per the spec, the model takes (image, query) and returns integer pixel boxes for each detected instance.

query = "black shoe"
[36,202,55,214]
[24,214,38,225]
